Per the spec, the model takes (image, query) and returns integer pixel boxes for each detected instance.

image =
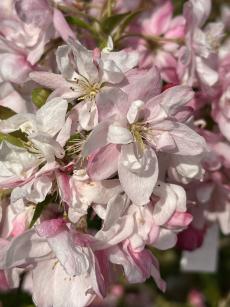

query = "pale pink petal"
[102,50,139,73]
[122,67,162,108]
[0,230,50,268]
[118,144,159,206]
[170,123,207,156]
[82,120,112,157]
[152,182,178,225]
[87,144,120,181]
[97,87,127,121]
[56,171,72,205]
[36,220,93,276]
[142,0,173,35]
[107,123,133,144]
[153,229,177,250]
[149,85,194,116]
[93,215,134,250]
[53,8,75,42]
[0,54,31,84]
[127,100,144,124]
[29,71,70,89]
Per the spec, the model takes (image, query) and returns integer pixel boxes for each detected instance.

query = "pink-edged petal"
[165,16,185,38]
[170,122,207,156]
[101,59,124,84]
[35,218,66,237]
[36,97,68,136]
[0,230,50,269]
[152,182,177,225]
[0,82,27,113]
[97,87,128,121]
[32,258,97,307]
[29,71,70,89]
[166,211,193,229]
[77,99,98,130]
[56,171,72,205]
[142,0,173,35]
[122,67,162,108]
[102,50,139,73]
[150,85,194,116]
[46,231,89,276]
[184,0,211,28]
[87,144,120,181]
[55,44,77,79]
[82,120,112,157]
[118,144,158,206]
[93,215,134,250]
[195,56,219,87]
[53,8,75,42]
[103,194,129,230]
[156,131,176,151]
[0,54,31,84]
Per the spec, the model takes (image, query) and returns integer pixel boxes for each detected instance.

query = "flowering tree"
[0,0,229,306]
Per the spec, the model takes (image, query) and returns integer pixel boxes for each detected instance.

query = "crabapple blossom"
[0,0,229,306]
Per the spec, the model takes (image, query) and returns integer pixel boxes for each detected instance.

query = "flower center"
[70,76,102,101]
[130,121,158,152]
[130,122,147,152]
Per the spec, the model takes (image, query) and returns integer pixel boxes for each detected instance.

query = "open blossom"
[129,0,185,83]
[83,82,206,205]
[0,0,75,85]
[0,0,52,84]
[30,39,138,130]
[0,0,229,306]
[178,0,225,90]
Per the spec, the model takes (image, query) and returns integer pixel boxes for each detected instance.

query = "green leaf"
[101,10,141,36]
[29,195,54,228]
[66,16,98,35]
[0,106,16,119]
[101,12,130,34]
[0,132,24,147]
[117,10,142,34]
[31,88,51,108]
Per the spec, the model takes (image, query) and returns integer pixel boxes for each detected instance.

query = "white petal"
[118,144,159,206]
[107,123,133,144]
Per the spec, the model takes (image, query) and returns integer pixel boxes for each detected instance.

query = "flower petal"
[118,144,158,205]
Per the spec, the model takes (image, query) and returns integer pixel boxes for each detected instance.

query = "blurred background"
[0,244,229,307]
[0,0,229,306]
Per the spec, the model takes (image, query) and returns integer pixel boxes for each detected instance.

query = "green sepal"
[101,12,131,35]
[66,16,98,36]
[29,195,54,228]
[0,106,16,119]
[101,10,141,36]
[0,132,24,147]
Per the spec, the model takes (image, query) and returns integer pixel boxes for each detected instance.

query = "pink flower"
[125,0,185,83]
[178,0,224,89]
[83,83,206,205]
[30,39,138,130]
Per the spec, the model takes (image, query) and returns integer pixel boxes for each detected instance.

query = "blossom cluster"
[0,0,229,306]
